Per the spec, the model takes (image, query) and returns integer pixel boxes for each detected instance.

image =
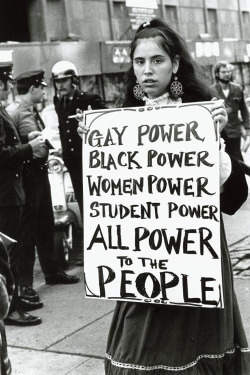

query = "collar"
[216,82,232,97]
[142,92,182,106]
[18,97,34,112]
[61,88,80,103]
[67,87,77,101]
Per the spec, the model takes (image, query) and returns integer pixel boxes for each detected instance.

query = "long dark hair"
[124,18,212,107]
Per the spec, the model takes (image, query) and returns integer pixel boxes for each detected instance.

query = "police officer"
[0,61,45,326]
[51,61,106,217]
[6,70,80,320]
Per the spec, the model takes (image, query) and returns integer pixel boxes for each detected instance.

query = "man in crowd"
[0,60,45,326]
[51,61,106,218]
[211,61,250,174]
[6,70,80,325]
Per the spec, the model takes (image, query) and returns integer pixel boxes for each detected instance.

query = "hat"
[0,62,13,81]
[0,50,13,80]
[52,61,78,80]
[15,70,47,87]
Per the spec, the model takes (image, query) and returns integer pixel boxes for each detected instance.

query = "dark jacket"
[7,98,49,165]
[0,237,13,316]
[220,130,248,215]
[211,81,250,138]
[0,105,32,206]
[54,89,106,164]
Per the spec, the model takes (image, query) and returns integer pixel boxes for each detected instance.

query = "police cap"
[15,70,47,87]
[0,62,13,81]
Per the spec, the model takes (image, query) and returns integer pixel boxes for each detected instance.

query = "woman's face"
[133,37,179,99]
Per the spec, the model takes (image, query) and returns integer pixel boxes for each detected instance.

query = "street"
[6,262,115,375]
[5,178,250,375]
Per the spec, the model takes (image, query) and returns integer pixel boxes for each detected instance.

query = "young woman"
[78,18,250,375]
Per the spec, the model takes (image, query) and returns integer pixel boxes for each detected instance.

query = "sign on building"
[196,42,220,58]
[126,0,158,31]
[112,46,130,64]
[0,50,13,63]
[83,103,223,309]
[126,0,157,7]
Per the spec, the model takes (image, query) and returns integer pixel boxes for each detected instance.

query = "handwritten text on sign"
[83,103,223,308]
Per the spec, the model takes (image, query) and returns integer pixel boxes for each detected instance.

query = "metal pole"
[40,0,49,41]
[160,0,165,19]
[202,0,208,34]
[237,0,244,39]
[107,0,115,40]
[62,0,72,38]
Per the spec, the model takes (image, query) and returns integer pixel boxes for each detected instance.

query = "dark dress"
[105,105,250,374]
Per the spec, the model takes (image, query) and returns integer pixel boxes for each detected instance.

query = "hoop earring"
[170,75,183,98]
[133,82,145,100]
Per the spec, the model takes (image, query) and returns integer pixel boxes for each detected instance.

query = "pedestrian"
[78,19,250,374]
[0,61,45,326]
[51,61,106,218]
[211,60,250,175]
[6,70,80,326]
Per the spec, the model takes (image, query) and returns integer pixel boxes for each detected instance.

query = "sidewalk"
[6,262,115,375]
[5,185,250,375]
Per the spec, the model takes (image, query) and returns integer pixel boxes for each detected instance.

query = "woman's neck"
[147,92,169,101]
[143,92,181,106]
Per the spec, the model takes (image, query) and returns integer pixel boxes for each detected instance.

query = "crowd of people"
[1,16,250,375]
[0,57,106,373]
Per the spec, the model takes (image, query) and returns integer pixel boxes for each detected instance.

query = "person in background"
[211,61,250,175]
[6,70,80,325]
[78,19,250,374]
[51,61,106,219]
[0,61,45,327]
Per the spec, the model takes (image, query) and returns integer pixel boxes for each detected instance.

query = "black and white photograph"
[1,0,250,374]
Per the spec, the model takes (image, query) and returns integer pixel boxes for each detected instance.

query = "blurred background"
[1,0,250,110]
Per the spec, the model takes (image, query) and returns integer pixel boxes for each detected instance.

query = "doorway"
[0,0,30,42]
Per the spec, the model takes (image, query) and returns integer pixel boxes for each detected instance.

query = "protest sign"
[82,102,223,308]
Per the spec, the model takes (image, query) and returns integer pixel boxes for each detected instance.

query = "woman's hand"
[75,107,91,139]
[211,98,228,133]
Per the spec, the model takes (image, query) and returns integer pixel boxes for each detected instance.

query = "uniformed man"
[6,70,80,319]
[0,60,45,326]
[51,61,106,218]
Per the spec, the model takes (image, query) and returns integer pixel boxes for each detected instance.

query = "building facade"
[1,0,250,107]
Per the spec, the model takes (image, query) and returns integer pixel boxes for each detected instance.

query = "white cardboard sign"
[83,102,223,308]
